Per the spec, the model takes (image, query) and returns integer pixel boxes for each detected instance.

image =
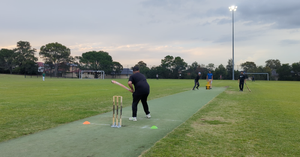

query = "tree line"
[0,41,122,77]
[1,41,299,80]
[132,57,299,81]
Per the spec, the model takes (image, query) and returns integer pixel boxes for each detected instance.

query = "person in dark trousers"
[238,71,246,91]
[128,66,151,121]
[193,72,201,90]
[252,76,255,81]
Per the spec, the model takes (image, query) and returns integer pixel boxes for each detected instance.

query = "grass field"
[1,74,299,156]
[141,81,300,156]
[0,74,193,142]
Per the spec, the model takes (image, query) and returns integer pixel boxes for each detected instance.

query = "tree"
[291,61,300,80]
[136,61,147,67]
[277,63,292,80]
[186,61,200,79]
[173,56,187,78]
[161,55,174,70]
[226,59,233,79]
[241,61,257,72]
[159,55,188,78]
[264,59,281,80]
[226,59,239,80]
[226,59,232,72]
[160,55,174,78]
[0,49,17,74]
[112,61,123,75]
[39,42,72,77]
[79,51,114,74]
[190,62,199,71]
[206,63,215,71]
[26,60,38,76]
[214,64,227,79]
[253,65,271,80]
[134,61,150,76]
[14,41,38,75]
[265,59,281,70]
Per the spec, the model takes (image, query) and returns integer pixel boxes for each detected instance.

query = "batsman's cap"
[198,72,201,74]
[133,66,139,71]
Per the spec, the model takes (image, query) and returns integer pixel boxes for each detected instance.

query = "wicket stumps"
[111,96,122,128]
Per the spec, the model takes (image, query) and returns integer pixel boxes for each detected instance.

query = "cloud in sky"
[0,0,299,68]
[280,39,300,45]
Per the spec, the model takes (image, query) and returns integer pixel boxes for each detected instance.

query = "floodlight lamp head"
[229,6,237,11]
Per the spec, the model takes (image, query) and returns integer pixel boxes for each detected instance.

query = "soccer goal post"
[79,70,105,79]
[245,73,269,81]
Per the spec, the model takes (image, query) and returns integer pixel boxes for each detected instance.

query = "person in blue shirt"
[206,71,213,89]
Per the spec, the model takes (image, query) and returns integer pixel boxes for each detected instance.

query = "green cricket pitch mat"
[0,88,225,157]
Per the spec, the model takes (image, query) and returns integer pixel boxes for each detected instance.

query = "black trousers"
[132,93,150,117]
[239,81,244,91]
[193,81,199,90]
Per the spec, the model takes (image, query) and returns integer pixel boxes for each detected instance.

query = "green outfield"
[142,80,300,156]
[0,74,299,156]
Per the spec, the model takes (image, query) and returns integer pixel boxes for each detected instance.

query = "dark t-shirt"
[129,72,150,95]
[239,74,246,82]
[195,75,200,82]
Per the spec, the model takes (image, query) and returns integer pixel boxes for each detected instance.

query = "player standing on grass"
[192,72,201,90]
[206,71,213,89]
[128,66,151,121]
[42,72,45,81]
[238,71,246,91]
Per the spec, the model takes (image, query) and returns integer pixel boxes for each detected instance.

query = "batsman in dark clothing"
[193,72,201,90]
[238,71,246,91]
[128,66,151,121]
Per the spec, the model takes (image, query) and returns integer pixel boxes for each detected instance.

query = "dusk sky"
[1,0,300,69]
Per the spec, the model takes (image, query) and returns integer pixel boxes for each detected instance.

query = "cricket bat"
[245,82,251,92]
[111,80,131,92]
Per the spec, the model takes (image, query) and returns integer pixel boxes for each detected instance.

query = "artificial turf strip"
[0,87,225,157]
[0,74,193,143]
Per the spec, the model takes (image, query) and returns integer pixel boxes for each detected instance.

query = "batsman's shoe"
[146,114,151,118]
[129,117,137,121]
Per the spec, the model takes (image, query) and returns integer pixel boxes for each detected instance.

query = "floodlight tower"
[229,5,237,80]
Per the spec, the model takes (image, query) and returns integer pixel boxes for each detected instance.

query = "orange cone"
[83,121,90,124]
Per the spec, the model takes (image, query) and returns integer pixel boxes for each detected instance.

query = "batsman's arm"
[128,81,134,93]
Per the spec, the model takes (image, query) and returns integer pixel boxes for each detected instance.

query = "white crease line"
[141,125,150,129]
[151,119,183,122]
[83,123,167,130]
